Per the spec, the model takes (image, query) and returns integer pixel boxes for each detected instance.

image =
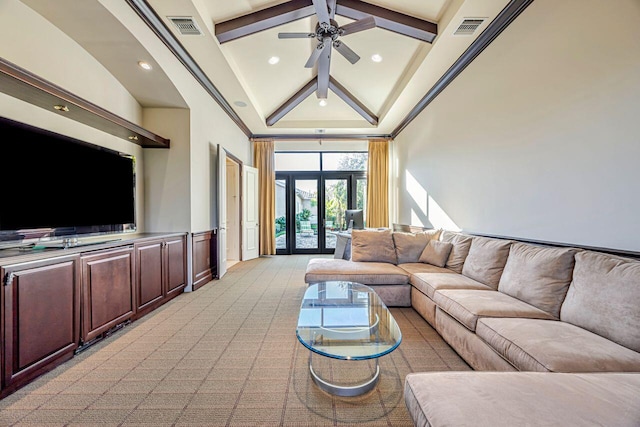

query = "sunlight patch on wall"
[406,170,460,230]
[429,196,460,231]
[406,171,427,226]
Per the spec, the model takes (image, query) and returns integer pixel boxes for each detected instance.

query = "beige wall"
[395,0,640,251]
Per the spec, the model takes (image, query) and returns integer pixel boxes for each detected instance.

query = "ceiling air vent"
[167,16,202,35]
[453,18,485,36]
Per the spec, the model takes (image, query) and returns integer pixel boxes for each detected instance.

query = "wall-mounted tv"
[0,116,136,246]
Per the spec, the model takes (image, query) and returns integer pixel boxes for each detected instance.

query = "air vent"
[167,16,202,35]
[453,18,485,36]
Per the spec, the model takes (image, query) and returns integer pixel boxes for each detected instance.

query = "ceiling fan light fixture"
[371,54,383,63]
[268,56,280,65]
[138,61,152,70]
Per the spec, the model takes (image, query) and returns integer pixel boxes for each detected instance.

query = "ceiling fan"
[277,0,376,98]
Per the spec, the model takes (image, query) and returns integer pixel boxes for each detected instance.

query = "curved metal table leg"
[308,353,380,397]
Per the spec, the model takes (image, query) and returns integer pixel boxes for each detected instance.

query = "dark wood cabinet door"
[192,231,215,290]
[2,255,80,393]
[165,236,186,298]
[135,240,164,316]
[81,247,134,343]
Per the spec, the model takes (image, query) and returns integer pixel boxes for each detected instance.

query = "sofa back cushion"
[560,251,640,353]
[393,229,441,264]
[440,231,473,274]
[461,236,512,289]
[351,229,397,264]
[419,240,454,267]
[498,243,577,318]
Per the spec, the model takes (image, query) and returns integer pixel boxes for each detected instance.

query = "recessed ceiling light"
[53,105,69,112]
[138,61,152,70]
[268,56,280,65]
[318,99,327,107]
[371,54,383,63]
[234,101,247,107]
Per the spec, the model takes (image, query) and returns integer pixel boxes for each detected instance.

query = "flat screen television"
[0,116,136,246]
[345,209,364,230]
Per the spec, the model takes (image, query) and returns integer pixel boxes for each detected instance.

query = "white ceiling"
[21,0,513,137]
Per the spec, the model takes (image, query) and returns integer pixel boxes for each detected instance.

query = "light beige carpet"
[0,255,470,426]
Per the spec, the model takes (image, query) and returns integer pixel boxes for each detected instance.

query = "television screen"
[0,116,136,243]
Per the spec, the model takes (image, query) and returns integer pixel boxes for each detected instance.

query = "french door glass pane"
[357,178,367,228]
[324,179,348,248]
[295,179,318,250]
[275,179,287,250]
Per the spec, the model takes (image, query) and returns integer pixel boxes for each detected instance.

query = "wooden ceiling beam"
[266,78,318,126]
[329,77,377,125]
[336,0,437,43]
[215,0,315,44]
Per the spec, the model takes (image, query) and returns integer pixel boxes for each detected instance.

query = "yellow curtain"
[366,139,389,228]
[253,139,276,255]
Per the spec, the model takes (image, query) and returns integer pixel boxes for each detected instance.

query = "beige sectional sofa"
[304,228,640,425]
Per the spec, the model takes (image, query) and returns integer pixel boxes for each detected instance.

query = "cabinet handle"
[3,272,15,286]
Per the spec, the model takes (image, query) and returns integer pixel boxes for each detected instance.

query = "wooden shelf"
[0,57,169,148]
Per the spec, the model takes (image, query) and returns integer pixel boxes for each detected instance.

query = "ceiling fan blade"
[312,0,331,25]
[327,0,337,19]
[317,45,331,99]
[332,40,360,64]
[304,42,328,68]
[339,16,376,36]
[278,32,316,39]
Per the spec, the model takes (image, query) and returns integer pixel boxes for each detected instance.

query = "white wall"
[395,0,640,252]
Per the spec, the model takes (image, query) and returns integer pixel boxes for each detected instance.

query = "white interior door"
[217,145,227,278]
[242,165,259,260]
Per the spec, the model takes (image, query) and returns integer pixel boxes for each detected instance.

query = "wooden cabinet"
[192,230,216,291]
[0,232,186,396]
[134,235,186,320]
[81,247,135,343]
[1,255,80,396]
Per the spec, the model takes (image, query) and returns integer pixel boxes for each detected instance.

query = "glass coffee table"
[296,281,402,396]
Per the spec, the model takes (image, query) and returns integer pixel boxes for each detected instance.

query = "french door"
[275,172,366,255]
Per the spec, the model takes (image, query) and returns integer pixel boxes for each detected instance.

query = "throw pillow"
[419,240,453,267]
[440,231,473,274]
[351,229,397,264]
[393,229,441,264]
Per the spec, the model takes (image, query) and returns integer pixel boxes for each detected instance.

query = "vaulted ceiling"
[19,0,525,139]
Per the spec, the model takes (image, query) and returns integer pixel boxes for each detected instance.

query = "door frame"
[276,171,365,255]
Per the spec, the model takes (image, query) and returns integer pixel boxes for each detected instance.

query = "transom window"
[275,151,367,172]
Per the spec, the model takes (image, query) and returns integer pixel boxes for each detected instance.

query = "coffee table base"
[308,354,380,397]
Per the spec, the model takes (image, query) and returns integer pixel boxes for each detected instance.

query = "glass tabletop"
[296,281,402,360]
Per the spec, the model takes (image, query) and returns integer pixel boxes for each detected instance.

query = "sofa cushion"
[304,258,409,285]
[434,289,555,331]
[419,240,453,267]
[350,229,397,264]
[498,243,578,318]
[397,262,452,276]
[405,372,640,427]
[461,236,512,289]
[412,273,491,299]
[477,317,640,372]
[392,230,440,264]
[560,251,640,353]
[440,231,473,274]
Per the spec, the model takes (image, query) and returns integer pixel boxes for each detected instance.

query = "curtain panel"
[253,139,276,255]
[366,139,390,228]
